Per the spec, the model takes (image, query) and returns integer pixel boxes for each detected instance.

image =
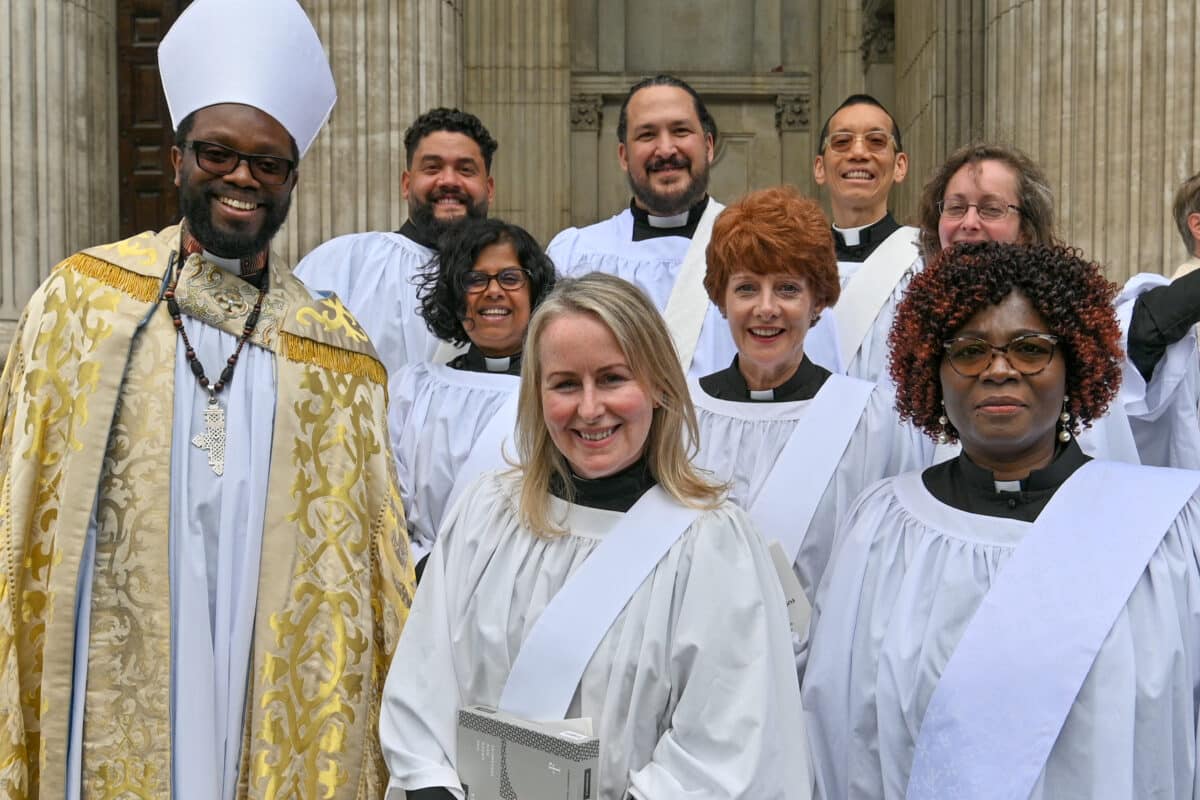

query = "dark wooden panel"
[117,0,191,237]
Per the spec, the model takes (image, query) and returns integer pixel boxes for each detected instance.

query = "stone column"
[278,0,465,265]
[463,0,571,244]
[0,0,119,346]
[892,0,987,222]
[983,0,1200,279]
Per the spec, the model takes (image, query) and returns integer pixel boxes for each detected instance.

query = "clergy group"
[3,0,1200,798]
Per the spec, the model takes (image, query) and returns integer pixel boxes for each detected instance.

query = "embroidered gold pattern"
[247,361,412,798]
[295,297,370,343]
[82,310,175,797]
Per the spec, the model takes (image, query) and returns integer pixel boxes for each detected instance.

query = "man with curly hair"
[296,108,499,376]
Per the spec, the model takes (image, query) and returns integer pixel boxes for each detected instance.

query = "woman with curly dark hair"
[915,143,1200,469]
[691,186,932,604]
[803,241,1200,800]
[389,218,556,566]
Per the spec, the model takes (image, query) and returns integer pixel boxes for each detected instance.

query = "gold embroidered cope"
[0,225,414,799]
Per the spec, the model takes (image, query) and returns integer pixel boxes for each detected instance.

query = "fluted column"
[463,0,571,244]
[279,0,465,265]
[983,0,1200,279]
[0,0,119,347]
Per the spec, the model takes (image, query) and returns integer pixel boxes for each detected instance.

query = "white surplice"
[379,471,811,800]
[388,361,518,557]
[294,231,438,377]
[689,380,933,599]
[67,300,276,800]
[802,471,1200,800]
[548,210,737,378]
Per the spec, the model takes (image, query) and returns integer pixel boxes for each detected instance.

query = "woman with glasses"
[803,241,1200,799]
[389,218,555,570]
[690,186,932,606]
[916,143,1200,469]
[381,273,810,799]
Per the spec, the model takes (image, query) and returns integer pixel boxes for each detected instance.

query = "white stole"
[905,460,1200,800]
[662,199,725,372]
[498,486,701,720]
[749,374,874,564]
[831,226,919,371]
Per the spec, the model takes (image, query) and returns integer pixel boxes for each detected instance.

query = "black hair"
[817,93,903,154]
[616,74,718,145]
[404,107,499,172]
[418,218,557,347]
[173,109,300,162]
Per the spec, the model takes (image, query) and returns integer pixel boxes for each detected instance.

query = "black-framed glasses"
[937,200,1022,221]
[459,268,529,294]
[187,140,296,185]
[942,333,1060,377]
[822,129,896,153]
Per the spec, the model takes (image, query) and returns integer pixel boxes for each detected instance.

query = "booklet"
[457,705,599,799]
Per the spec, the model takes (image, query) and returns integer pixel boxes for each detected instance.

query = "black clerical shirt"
[699,356,831,403]
[921,439,1091,522]
[832,212,901,263]
[549,457,657,512]
[447,344,523,376]
[397,218,439,250]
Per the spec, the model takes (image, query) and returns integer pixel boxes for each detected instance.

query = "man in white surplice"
[295,108,499,376]
[802,94,919,381]
[547,75,735,378]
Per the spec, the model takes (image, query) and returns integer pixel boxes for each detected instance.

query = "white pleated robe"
[380,471,811,800]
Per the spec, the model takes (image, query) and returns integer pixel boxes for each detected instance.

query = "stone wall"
[0,0,119,346]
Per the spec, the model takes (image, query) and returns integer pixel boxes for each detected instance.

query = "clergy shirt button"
[1007,498,1018,509]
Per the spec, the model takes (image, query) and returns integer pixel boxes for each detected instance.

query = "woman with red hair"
[804,242,1200,799]
[691,185,933,606]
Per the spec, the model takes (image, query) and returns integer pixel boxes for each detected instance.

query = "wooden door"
[117,0,191,237]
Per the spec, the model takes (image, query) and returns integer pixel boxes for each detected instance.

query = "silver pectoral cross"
[191,394,226,476]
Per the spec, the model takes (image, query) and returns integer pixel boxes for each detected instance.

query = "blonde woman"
[380,272,809,800]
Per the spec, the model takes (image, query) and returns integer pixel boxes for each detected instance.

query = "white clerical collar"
[832,223,867,246]
[646,210,690,228]
[484,356,511,373]
[202,249,244,275]
[748,388,775,401]
[994,479,1022,492]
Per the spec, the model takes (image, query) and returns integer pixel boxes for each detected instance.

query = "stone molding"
[571,71,811,101]
[861,8,896,65]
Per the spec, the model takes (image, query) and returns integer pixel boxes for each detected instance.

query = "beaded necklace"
[164,248,267,475]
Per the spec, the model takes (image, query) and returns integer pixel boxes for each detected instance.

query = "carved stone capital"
[774,94,810,132]
[862,9,896,65]
[571,94,603,132]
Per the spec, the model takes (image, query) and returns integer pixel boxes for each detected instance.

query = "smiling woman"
[804,242,1200,799]
[380,272,813,800]
[387,218,554,565]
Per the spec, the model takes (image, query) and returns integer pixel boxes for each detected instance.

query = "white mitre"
[157,0,336,158]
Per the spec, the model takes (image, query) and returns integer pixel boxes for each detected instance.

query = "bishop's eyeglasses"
[822,129,897,153]
[942,333,1060,377]
[187,140,296,185]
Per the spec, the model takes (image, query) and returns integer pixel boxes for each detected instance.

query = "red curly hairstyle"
[889,242,1123,442]
[704,185,840,311]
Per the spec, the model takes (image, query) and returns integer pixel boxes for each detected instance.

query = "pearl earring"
[1057,398,1072,443]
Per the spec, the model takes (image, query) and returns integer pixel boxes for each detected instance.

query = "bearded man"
[546,75,733,377]
[296,108,498,376]
[0,0,413,796]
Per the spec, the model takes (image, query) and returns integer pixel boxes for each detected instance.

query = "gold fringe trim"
[63,253,161,303]
[280,332,387,385]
